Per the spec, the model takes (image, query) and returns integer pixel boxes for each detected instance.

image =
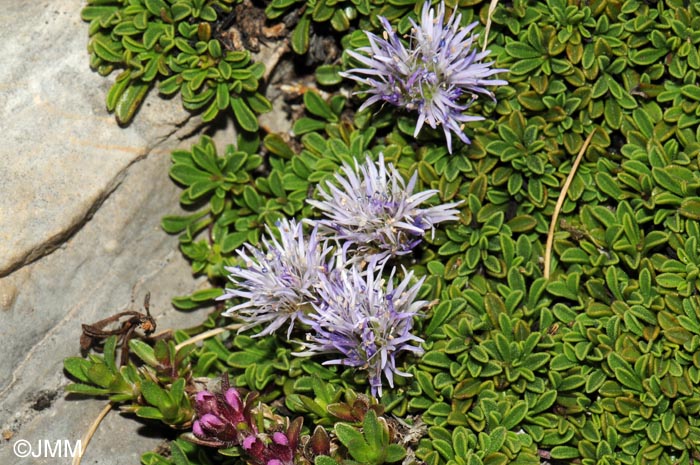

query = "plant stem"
[544,130,596,279]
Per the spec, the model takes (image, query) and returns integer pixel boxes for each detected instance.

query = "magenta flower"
[191,378,302,465]
[192,385,256,447]
[341,1,507,152]
[241,419,301,465]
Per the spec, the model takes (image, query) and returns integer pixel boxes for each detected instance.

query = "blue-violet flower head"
[341,0,507,152]
[296,264,427,397]
[219,218,331,338]
[307,153,462,266]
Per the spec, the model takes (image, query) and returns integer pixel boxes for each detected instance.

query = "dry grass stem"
[544,130,596,279]
[72,402,113,465]
[482,0,499,53]
[174,322,244,352]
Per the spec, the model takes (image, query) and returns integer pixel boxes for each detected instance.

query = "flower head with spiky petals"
[219,218,331,338]
[307,153,462,266]
[341,1,507,152]
[295,263,427,397]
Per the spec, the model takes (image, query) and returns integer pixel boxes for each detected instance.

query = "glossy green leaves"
[83,0,269,127]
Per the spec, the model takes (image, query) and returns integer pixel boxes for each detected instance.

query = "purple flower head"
[307,153,462,266]
[296,263,427,397]
[220,218,331,337]
[241,418,302,465]
[341,1,508,152]
[272,432,289,445]
[192,385,255,447]
[242,435,258,450]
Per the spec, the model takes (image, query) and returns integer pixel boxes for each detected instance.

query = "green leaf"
[141,380,172,409]
[425,299,465,336]
[242,185,263,212]
[335,423,373,462]
[509,58,543,75]
[680,197,700,220]
[86,363,115,388]
[608,353,643,392]
[531,390,557,414]
[161,210,208,234]
[433,438,455,461]
[81,5,119,22]
[362,410,384,451]
[231,97,259,132]
[560,248,589,264]
[246,93,272,114]
[221,231,248,253]
[506,215,537,232]
[315,456,337,465]
[64,358,91,383]
[681,84,700,101]
[135,406,164,420]
[170,164,210,185]
[291,14,311,54]
[506,42,542,59]
[550,446,580,459]
[115,82,150,125]
[159,74,182,95]
[484,426,507,454]
[595,172,623,199]
[422,350,452,369]
[385,444,406,463]
[106,73,131,112]
[171,3,191,21]
[293,117,326,135]
[585,369,606,393]
[330,9,351,31]
[227,349,270,368]
[312,0,334,21]
[104,336,120,374]
[316,64,343,85]
[91,35,124,63]
[144,0,167,16]
[216,83,230,110]
[503,402,528,429]
[629,48,668,66]
[304,90,337,122]
[64,383,110,396]
[264,134,295,159]
[170,440,192,465]
[190,288,223,302]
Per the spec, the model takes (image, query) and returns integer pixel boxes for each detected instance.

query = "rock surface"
[0,0,221,463]
[0,1,198,277]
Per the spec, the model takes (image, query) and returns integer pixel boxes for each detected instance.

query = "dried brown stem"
[482,0,499,54]
[544,130,596,279]
[72,402,113,465]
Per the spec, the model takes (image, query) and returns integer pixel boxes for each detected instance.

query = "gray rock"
[0,0,198,277]
[0,148,213,464]
[0,0,223,463]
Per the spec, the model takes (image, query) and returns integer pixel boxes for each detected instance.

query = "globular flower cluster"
[220,219,331,338]
[308,153,462,266]
[341,1,508,152]
[192,378,300,465]
[220,154,461,397]
[297,266,427,397]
